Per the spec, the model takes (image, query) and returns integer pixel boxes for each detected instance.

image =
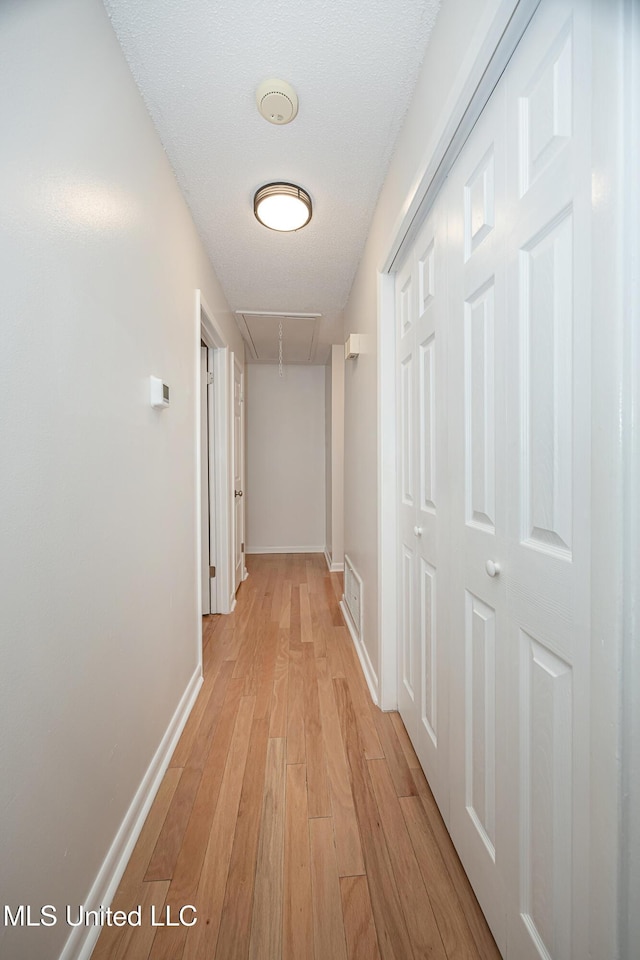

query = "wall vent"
[343,554,363,638]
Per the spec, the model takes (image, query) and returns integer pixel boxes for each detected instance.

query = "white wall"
[0,2,244,958]
[246,365,325,553]
[341,0,505,690]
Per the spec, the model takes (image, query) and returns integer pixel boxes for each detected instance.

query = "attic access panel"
[236,311,321,363]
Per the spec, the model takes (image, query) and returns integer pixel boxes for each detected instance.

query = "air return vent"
[343,555,363,637]
[340,555,378,703]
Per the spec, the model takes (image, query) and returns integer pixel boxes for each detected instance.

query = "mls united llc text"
[3,904,197,928]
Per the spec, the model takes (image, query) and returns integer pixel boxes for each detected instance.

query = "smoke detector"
[256,79,299,125]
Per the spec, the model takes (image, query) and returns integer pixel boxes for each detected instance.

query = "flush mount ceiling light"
[253,182,312,232]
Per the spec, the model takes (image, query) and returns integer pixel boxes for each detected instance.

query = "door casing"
[196,290,234,650]
[200,342,213,616]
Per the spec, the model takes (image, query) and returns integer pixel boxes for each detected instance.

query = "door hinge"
[207,372,214,385]
[209,565,216,578]
[241,542,245,553]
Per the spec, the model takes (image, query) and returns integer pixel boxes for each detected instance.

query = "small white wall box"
[345,334,362,360]
[150,376,170,408]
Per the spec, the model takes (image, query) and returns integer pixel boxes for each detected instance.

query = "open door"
[233,356,245,593]
[200,341,216,613]
[197,290,234,617]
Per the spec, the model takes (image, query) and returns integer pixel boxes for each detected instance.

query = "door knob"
[414,526,423,537]
[235,490,243,498]
[485,559,500,577]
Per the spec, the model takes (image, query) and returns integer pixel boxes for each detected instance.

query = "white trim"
[340,598,379,706]
[58,668,203,960]
[621,0,640,953]
[245,545,325,555]
[324,548,344,573]
[197,291,233,619]
[586,3,633,954]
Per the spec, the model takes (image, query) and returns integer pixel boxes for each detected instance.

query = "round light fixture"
[254,182,312,232]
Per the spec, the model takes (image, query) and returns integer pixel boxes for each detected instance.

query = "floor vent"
[343,554,362,638]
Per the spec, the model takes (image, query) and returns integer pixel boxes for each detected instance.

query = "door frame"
[195,290,233,654]
[620,0,640,954]
[376,0,633,954]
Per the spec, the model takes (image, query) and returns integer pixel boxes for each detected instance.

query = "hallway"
[91,554,500,960]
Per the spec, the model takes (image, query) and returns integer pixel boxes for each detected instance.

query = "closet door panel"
[397,256,418,732]
[504,1,592,957]
[415,205,449,811]
[447,83,509,951]
[396,200,449,814]
[395,4,596,957]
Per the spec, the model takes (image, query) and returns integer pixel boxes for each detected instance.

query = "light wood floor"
[92,554,501,960]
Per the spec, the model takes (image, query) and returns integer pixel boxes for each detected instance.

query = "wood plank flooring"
[92,554,501,960]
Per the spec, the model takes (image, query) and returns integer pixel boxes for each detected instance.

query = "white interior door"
[446,79,509,948]
[396,197,450,814]
[449,1,593,953]
[233,357,244,593]
[502,3,592,957]
[200,342,217,615]
[200,343,211,615]
[396,250,418,738]
[396,1,596,957]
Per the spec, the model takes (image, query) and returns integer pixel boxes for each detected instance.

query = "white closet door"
[396,251,419,734]
[447,82,509,950]
[396,202,450,812]
[504,2,592,957]
[397,1,596,956]
[414,201,450,813]
[447,0,593,956]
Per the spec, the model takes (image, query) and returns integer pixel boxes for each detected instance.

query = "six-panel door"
[395,1,592,957]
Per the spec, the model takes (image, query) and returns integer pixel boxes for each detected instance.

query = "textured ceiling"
[103,0,441,363]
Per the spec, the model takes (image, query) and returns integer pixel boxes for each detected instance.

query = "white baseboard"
[245,545,325,555]
[58,667,203,960]
[323,548,344,573]
[340,598,379,706]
